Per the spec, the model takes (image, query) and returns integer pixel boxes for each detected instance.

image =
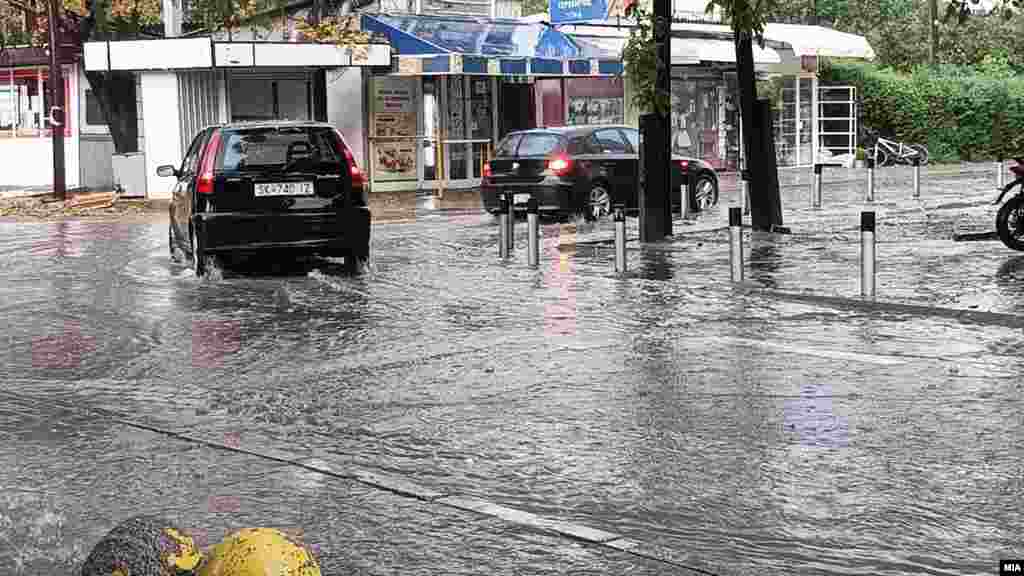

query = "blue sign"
[550,0,609,24]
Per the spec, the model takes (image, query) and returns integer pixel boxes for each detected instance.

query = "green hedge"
[820,60,1024,163]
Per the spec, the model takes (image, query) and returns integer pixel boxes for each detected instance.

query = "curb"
[741,285,1024,329]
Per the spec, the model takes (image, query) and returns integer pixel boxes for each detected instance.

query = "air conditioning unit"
[111,152,148,198]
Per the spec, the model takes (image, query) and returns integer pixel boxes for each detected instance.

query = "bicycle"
[865,130,929,167]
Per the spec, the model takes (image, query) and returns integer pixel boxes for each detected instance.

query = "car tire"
[169,226,177,260]
[694,174,719,211]
[190,224,211,278]
[584,183,612,222]
[344,246,370,275]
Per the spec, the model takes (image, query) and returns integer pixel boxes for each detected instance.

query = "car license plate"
[514,193,531,204]
[254,181,314,197]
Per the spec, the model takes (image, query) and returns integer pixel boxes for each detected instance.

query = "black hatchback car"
[162,121,370,276]
[480,125,719,220]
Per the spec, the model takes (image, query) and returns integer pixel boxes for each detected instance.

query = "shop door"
[500,83,532,138]
[817,85,857,162]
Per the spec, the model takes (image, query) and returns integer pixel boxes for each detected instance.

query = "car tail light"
[675,159,690,171]
[196,131,222,195]
[343,146,365,185]
[547,155,572,176]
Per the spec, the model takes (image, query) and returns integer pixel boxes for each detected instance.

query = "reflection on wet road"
[0,192,1022,575]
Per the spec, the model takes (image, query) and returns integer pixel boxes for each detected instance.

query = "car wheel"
[190,224,211,277]
[585,183,612,222]
[694,174,719,211]
[344,246,369,275]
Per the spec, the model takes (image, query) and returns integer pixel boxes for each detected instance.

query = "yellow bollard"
[195,527,321,576]
[80,515,203,576]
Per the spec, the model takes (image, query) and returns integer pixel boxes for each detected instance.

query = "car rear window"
[516,133,563,157]
[218,127,343,171]
[495,134,523,158]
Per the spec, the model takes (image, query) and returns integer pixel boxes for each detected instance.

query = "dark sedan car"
[163,121,370,276]
[480,125,719,220]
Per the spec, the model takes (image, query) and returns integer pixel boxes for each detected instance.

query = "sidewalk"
[565,161,1020,317]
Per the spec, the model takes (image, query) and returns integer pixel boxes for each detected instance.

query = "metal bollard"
[614,203,626,273]
[498,194,510,259]
[681,184,692,221]
[861,211,876,298]
[527,197,539,267]
[729,206,743,283]
[812,163,823,208]
[866,157,875,202]
[740,169,751,215]
[997,158,1006,190]
[912,157,921,199]
[505,193,515,252]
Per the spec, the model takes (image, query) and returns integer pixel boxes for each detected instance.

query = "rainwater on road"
[1,164,1021,575]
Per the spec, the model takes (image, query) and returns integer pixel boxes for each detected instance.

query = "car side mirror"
[156,165,178,178]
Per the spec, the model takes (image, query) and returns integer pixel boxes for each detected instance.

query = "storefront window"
[566,77,624,126]
[671,74,723,168]
[469,78,491,178]
[0,67,70,138]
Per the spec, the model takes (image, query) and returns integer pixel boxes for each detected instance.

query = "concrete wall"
[140,71,181,200]
[77,65,114,190]
[79,134,115,189]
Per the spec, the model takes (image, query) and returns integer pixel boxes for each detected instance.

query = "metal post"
[614,203,626,274]
[866,157,875,203]
[812,163,823,208]
[9,67,15,139]
[47,0,66,201]
[729,207,743,283]
[683,168,694,220]
[912,157,921,199]
[741,169,750,215]
[498,193,509,260]
[997,158,1005,190]
[527,197,539,267]
[505,193,515,252]
[861,211,876,298]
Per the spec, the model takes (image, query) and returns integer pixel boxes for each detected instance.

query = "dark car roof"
[197,121,336,133]
[505,125,637,138]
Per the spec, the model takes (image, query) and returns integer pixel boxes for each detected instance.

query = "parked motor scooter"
[994,157,1024,250]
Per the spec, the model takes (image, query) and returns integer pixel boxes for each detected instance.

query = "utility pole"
[47,0,66,201]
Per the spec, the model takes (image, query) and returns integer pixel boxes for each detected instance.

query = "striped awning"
[362,13,624,76]
[388,53,624,76]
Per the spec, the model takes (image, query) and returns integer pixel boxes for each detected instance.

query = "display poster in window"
[372,78,417,181]
[568,97,623,126]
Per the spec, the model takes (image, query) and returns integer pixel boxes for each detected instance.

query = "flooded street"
[1,169,1022,575]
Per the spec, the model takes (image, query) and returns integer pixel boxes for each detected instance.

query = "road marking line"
[703,336,907,366]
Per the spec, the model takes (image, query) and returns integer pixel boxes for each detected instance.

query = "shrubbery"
[820,57,1024,163]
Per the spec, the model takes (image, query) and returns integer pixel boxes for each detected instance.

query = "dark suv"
[162,121,370,276]
[480,125,719,220]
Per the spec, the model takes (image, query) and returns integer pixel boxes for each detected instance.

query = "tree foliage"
[621,2,670,116]
[821,59,1024,162]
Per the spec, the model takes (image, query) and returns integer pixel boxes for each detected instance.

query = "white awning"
[84,37,392,72]
[763,23,875,59]
[561,20,874,64]
[674,37,781,65]
[562,27,780,66]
